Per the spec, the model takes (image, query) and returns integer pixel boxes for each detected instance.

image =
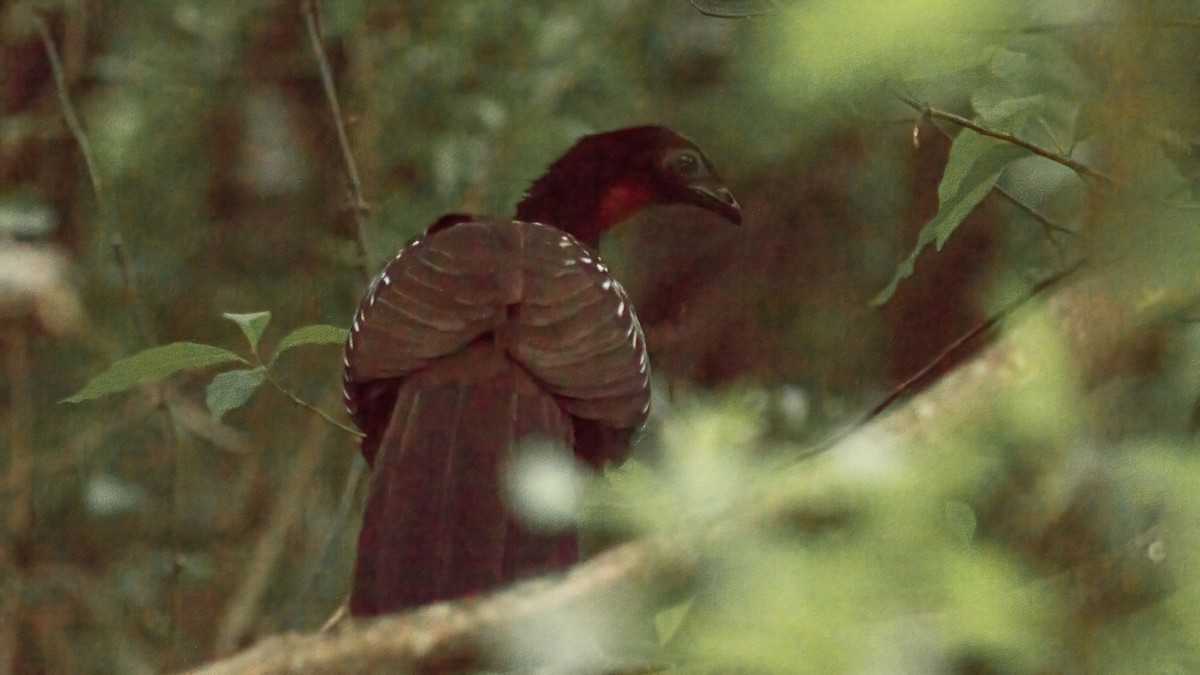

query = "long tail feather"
[349,344,575,616]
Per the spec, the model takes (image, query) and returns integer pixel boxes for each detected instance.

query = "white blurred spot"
[504,439,587,531]
[1147,539,1166,563]
[0,243,85,336]
[775,384,810,427]
[827,428,903,483]
[84,474,147,517]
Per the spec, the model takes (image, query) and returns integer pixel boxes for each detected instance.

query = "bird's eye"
[663,149,703,179]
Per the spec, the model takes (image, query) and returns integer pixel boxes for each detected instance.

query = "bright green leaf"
[270,324,350,364]
[223,311,272,355]
[873,131,1024,305]
[64,343,248,403]
[206,366,267,421]
[771,0,1013,103]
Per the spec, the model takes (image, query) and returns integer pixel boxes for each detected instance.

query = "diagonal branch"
[896,91,1115,185]
[184,536,697,674]
[34,15,157,343]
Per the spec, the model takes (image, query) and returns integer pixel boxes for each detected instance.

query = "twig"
[187,535,697,674]
[301,0,373,281]
[34,16,156,342]
[916,115,1077,257]
[38,15,189,669]
[265,372,364,437]
[299,3,375,644]
[849,259,1087,433]
[896,91,1115,185]
[993,183,1074,260]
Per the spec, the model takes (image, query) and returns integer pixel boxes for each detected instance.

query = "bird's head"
[516,125,741,248]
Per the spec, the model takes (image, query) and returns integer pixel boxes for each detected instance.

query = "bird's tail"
[349,345,576,616]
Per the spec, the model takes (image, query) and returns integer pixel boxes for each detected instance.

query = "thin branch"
[299,7,376,646]
[34,18,108,224]
[916,115,1077,256]
[992,183,1074,237]
[301,0,373,281]
[38,15,188,668]
[34,16,156,342]
[896,91,1115,185]
[804,260,1088,457]
[265,372,364,438]
[186,535,697,674]
[852,259,1087,431]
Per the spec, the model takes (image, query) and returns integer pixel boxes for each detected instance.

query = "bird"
[342,125,741,617]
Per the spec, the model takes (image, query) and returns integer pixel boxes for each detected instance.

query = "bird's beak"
[687,180,742,225]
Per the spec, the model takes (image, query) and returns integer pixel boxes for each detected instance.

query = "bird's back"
[345,219,650,465]
[343,219,651,614]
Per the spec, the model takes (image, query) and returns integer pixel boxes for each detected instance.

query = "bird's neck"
[515,161,653,250]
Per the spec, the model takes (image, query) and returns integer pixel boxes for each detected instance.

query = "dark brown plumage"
[343,126,739,616]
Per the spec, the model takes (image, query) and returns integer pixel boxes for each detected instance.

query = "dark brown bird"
[343,126,740,616]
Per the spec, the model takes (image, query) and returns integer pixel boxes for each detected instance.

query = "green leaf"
[971,38,1090,146]
[224,311,272,355]
[872,131,1025,305]
[270,324,350,365]
[206,366,267,421]
[64,343,248,402]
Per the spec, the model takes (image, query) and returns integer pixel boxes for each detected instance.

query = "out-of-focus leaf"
[224,311,271,355]
[971,37,1091,146]
[271,324,349,364]
[689,0,776,18]
[769,0,1012,103]
[206,366,267,420]
[64,343,248,402]
[873,131,1025,305]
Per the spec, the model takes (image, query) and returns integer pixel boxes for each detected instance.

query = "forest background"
[2,1,1200,672]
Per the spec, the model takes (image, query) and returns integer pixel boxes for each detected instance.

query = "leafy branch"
[65,312,360,437]
[895,91,1114,185]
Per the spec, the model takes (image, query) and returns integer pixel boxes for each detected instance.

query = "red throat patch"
[596,181,656,231]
